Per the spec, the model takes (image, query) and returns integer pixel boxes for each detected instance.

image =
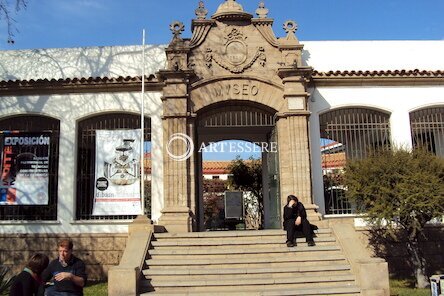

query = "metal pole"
[140,29,146,215]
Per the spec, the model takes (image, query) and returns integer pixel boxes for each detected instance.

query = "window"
[410,107,444,157]
[76,113,151,220]
[319,107,391,214]
[0,115,59,221]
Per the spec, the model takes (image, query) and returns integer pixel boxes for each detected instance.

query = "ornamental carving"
[205,28,266,73]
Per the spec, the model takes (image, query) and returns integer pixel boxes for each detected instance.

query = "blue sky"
[1,0,444,50]
[1,0,442,161]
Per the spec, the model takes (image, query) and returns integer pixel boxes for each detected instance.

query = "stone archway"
[157,0,317,233]
[195,101,281,231]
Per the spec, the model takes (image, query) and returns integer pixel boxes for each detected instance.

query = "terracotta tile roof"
[313,69,444,78]
[0,75,159,86]
[142,159,233,175]
[321,152,346,169]
[202,161,231,174]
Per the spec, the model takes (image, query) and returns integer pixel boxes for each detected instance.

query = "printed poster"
[93,129,142,216]
[0,132,51,205]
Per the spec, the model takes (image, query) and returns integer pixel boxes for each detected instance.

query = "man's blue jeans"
[44,285,79,296]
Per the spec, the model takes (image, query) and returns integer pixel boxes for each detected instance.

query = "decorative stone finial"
[215,0,244,14]
[170,21,185,42]
[195,1,208,19]
[255,1,269,18]
[283,20,299,41]
[212,0,252,21]
[283,20,298,34]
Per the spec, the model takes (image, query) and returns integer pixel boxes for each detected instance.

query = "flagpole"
[140,29,146,216]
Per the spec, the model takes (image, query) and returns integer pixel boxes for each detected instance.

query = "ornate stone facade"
[158,0,317,232]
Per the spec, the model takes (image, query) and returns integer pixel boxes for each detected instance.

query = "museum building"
[0,0,443,285]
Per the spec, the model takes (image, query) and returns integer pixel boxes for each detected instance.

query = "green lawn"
[390,278,430,296]
[84,282,108,296]
[83,279,432,296]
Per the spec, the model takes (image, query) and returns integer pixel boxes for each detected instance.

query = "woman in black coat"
[283,195,315,247]
[9,253,49,296]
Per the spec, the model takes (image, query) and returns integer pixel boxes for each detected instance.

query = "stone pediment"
[163,1,307,85]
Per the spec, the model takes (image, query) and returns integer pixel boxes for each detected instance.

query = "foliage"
[344,148,444,288]
[84,281,107,296]
[0,265,14,296]
[228,156,263,229]
[0,0,27,43]
[390,278,429,296]
[203,179,228,229]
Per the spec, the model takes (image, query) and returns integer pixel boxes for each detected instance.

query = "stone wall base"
[356,225,444,278]
[158,206,193,233]
[0,233,127,281]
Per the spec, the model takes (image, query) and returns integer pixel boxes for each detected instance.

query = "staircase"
[140,228,361,295]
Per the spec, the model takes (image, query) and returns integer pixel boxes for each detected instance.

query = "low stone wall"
[356,225,444,278]
[0,233,127,281]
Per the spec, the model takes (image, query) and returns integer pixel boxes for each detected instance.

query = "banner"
[0,132,51,205]
[93,129,142,216]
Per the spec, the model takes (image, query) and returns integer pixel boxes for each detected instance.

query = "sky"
[1,0,444,50]
[1,0,442,160]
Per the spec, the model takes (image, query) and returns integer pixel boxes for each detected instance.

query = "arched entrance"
[157,0,314,233]
[196,102,281,231]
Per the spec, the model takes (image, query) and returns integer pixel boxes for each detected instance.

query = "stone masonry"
[0,233,127,281]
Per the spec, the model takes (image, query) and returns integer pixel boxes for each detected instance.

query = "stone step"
[154,229,331,239]
[143,263,352,278]
[140,285,361,295]
[146,253,347,267]
[145,269,354,282]
[151,236,335,247]
[148,274,356,288]
[141,280,358,294]
[149,244,340,256]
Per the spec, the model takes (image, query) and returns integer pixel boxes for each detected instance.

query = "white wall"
[0,45,166,81]
[309,85,444,214]
[0,91,164,234]
[303,41,444,71]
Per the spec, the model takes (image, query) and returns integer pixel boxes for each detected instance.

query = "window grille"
[0,115,59,221]
[76,113,151,220]
[199,105,275,128]
[410,107,444,158]
[319,108,391,214]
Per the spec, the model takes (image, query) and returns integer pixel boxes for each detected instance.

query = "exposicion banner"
[0,132,51,205]
[93,129,142,216]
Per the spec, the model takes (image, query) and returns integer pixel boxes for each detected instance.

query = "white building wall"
[303,41,444,71]
[0,45,166,81]
[309,86,444,214]
[0,91,164,234]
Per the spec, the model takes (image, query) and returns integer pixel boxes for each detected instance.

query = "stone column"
[277,68,321,221]
[157,70,194,233]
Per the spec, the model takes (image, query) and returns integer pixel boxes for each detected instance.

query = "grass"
[84,281,107,296]
[83,278,432,296]
[390,278,430,296]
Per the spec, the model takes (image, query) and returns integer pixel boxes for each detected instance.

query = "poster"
[92,129,142,216]
[0,132,51,205]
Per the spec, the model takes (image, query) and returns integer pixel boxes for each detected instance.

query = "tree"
[0,0,27,44]
[228,156,263,229]
[344,148,444,288]
[202,179,228,229]
[0,265,14,295]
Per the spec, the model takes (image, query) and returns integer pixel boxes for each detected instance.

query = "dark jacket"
[283,202,308,229]
[283,202,307,221]
[9,270,41,296]
[41,256,87,296]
